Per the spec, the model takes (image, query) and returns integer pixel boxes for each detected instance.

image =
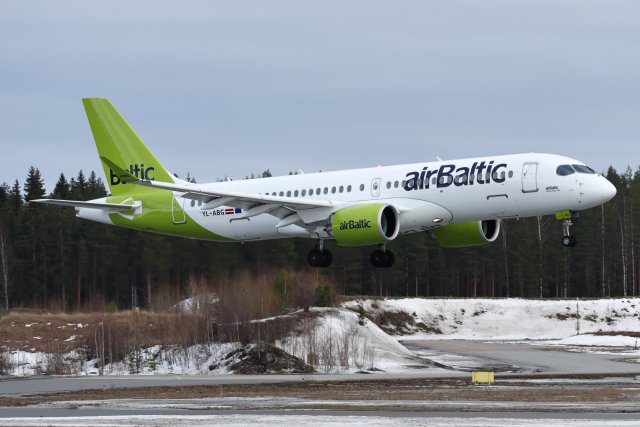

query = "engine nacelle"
[330,204,399,246]
[432,219,501,248]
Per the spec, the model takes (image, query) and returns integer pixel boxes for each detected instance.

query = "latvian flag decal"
[225,208,242,215]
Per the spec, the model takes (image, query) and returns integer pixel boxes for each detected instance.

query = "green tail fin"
[82,98,174,195]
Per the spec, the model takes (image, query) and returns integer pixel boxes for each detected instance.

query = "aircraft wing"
[136,180,333,208]
[32,199,142,212]
[134,179,336,227]
[101,155,338,227]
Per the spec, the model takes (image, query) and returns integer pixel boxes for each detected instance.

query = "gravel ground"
[1,376,639,413]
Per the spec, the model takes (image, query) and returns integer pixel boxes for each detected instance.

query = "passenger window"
[286,191,291,197]
[331,186,336,194]
[316,188,321,194]
[190,200,196,207]
[301,189,306,196]
[324,187,328,194]
[308,189,313,196]
[556,165,575,176]
[359,184,365,191]
[279,191,284,196]
[394,181,399,188]
[347,185,352,192]
[339,185,344,193]
[294,190,299,197]
[386,181,391,189]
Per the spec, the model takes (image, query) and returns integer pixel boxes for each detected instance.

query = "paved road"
[403,340,640,375]
[0,371,469,397]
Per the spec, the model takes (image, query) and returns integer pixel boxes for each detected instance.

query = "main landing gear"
[370,245,395,268]
[557,210,578,248]
[308,241,332,268]
[306,242,395,268]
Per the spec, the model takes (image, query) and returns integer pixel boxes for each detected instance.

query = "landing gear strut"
[557,210,578,248]
[370,245,395,268]
[308,240,332,268]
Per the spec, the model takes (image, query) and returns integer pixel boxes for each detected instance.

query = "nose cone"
[600,178,617,203]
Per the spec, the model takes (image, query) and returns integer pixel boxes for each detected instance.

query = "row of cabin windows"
[266,170,514,199]
[189,170,516,207]
[269,184,360,198]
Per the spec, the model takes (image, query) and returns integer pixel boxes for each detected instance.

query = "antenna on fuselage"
[436,156,443,161]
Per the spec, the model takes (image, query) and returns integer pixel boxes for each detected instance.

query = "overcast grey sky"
[1,0,639,191]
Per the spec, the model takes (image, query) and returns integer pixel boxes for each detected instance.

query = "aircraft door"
[371,178,381,198]
[172,196,187,224]
[521,163,538,193]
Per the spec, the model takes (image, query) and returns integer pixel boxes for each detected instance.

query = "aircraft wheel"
[370,249,387,268]
[561,236,576,247]
[308,248,332,268]
[321,249,333,267]
[383,250,395,268]
[308,248,323,267]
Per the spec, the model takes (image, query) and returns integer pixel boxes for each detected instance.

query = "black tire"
[308,248,323,267]
[383,250,395,268]
[370,249,386,268]
[561,236,577,247]
[321,249,333,267]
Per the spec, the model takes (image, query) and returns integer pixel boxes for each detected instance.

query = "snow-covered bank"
[277,308,419,373]
[344,298,640,340]
[3,298,640,377]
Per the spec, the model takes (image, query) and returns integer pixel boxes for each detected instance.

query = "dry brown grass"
[0,309,212,364]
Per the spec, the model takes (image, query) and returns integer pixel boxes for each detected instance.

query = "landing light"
[433,218,443,223]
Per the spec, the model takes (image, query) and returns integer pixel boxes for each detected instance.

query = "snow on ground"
[171,294,219,312]
[344,298,640,340]
[276,308,423,373]
[2,343,241,377]
[3,298,640,377]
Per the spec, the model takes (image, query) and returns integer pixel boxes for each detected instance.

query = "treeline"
[0,165,639,312]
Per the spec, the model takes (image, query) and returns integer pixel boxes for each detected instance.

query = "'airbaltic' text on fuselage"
[339,220,372,230]
[404,161,508,191]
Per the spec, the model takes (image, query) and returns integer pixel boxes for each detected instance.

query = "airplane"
[35,98,617,268]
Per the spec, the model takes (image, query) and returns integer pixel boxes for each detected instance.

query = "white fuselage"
[84,152,611,242]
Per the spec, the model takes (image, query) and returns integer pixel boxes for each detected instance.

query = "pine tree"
[52,174,70,199]
[23,166,45,203]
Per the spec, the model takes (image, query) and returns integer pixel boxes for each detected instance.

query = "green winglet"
[99,156,139,184]
[555,210,572,220]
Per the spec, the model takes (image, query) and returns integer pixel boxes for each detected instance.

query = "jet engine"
[330,204,399,246]
[432,219,501,247]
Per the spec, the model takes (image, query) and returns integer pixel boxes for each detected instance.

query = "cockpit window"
[556,165,575,176]
[572,164,596,174]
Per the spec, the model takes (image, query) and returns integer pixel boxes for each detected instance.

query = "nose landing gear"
[557,210,578,247]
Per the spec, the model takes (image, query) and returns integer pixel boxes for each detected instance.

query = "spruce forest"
[1,164,639,313]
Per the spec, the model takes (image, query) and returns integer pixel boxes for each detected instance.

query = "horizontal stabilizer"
[33,199,141,212]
